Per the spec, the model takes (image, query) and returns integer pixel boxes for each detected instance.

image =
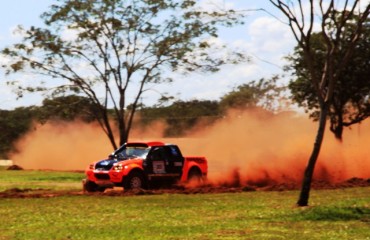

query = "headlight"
[113,164,123,171]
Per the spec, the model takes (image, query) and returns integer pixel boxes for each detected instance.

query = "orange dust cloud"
[10,121,112,170]
[9,109,370,185]
[10,119,168,171]
[129,119,167,139]
[165,109,370,184]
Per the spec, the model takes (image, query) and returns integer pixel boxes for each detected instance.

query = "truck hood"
[94,159,117,171]
[94,158,143,171]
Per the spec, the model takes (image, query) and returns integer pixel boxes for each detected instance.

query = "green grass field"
[0,169,369,240]
[0,168,83,192]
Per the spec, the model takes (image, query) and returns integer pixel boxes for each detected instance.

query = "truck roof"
[126,141,165,147]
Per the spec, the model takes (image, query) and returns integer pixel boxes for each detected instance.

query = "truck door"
[145,146,184,176]
[145,147,167,174]
[163,145,184,175]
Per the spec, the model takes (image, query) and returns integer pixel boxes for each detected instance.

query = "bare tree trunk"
[106,122,118,150]
[297,103,328,206]
[94,106,118,150]
[118,120,127,147]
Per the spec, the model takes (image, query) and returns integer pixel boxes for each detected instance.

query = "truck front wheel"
[83,179,106,192]
[83,179,98,192]
[123,171,147,190]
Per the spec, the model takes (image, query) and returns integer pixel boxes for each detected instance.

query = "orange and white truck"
[83,141,207,192]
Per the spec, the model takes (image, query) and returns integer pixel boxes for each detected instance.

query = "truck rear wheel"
[123,171,147,190]
[187,168,204,184]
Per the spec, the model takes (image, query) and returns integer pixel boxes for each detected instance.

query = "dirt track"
[1,177,369,199]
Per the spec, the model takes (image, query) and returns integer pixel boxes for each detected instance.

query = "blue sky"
[0,0,296,110]
[0,0,53,44]
[0,0,54,109]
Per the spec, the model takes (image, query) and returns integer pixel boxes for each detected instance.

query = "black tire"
[187,168,204,184]
[83,179,99,192]
[123,171,147,190]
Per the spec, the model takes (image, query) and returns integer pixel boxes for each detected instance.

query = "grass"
[0,169,84,191]
[0,169,369,240]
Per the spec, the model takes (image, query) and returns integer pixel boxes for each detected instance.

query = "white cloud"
[9,25,26,41]
[359,0,370,10]
[152,12,298,104]
[248,17,294,54]
[153,61,265,104]
[0,54,11,65]
[61,27,79,41]
[197,0,235,11]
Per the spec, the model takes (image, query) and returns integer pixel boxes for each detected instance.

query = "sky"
[0,0,297,110]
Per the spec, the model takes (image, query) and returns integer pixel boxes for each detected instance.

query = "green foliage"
[0,107,34,158]
[0,95,104,158]
[138,77,286,136]
[287,17,370,140]
[220,83,261,110]
[140,100,221,136]
[220,76,286,112]
[35,95,100,123]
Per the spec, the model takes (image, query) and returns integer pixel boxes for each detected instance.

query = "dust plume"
[10,121,112,170]
[10,119,168,171]
[178,109,370,185]
[9,110,370,185]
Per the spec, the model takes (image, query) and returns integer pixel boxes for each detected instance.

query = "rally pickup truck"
[83,141,207,192]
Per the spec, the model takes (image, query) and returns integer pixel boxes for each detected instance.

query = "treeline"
[0,95,98,159]
[0,99,221,159]
[0,78,281,158]
[139,100,221,137]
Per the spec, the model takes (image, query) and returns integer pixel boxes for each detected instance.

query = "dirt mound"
[7,165,23,170]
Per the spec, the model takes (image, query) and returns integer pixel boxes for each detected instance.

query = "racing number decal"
[153,161,166,174]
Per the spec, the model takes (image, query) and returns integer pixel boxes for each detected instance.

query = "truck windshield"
[115,147,150,160]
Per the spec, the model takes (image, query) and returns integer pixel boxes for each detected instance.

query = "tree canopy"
[0,107,34,159]
[140,99,221,136]
[1,0,245,149]
[220,76,286,112]
[288,17,370,140]
[36,95,100,123]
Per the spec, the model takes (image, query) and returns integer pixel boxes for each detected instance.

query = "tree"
[164,100,220,136]
[0,107,34,158]
[139,100,221,136]
[0,95,100,158]
[219,76,286,112]
[36,95,100,123]
[287,19,370,140]
[1,0,245,149]
[269,0,370,206]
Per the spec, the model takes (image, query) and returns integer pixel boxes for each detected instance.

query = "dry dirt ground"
[1,177,369,199]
